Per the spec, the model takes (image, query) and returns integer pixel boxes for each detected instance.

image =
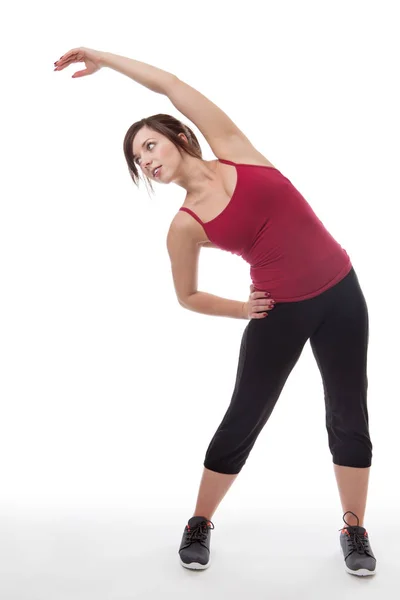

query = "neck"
[175,159,219,196]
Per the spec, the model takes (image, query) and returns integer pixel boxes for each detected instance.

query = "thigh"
[227,303,311,420]
[309,269,369,424]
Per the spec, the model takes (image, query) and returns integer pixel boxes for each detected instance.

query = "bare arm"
[56,48,256,156]
[167,217,247,319]
[182,292,247,320]
[99,51,254,153]
[99,51,178,94]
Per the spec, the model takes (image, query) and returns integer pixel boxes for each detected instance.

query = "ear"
[178,132,189,144]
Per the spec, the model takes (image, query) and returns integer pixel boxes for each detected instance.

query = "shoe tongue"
[188,516,210,527]
[347,525,366,534]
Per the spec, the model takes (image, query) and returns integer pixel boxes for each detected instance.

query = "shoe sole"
[340,546,376,576]
[179,557,211,570]
[181,549,376,575]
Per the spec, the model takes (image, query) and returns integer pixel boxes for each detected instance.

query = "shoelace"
[186,520,215,543]
[338,510,369,554]
[340,527,369,554]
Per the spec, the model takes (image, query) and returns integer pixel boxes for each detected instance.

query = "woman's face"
[132,126,185,184]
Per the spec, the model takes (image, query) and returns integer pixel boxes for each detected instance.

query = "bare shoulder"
[168,212,219,250]
[167,210,204,246]
[167,210,204,250]
[168,209,200,234]
[169,211,220,251]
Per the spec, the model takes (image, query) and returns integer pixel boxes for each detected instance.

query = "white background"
[0,0,399,596]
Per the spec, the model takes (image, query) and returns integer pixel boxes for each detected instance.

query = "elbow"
[179,292,197,309]
[164,74,180,96]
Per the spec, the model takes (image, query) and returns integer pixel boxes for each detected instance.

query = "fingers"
[248,287,275,318]
[252,297,274,306]
[59,48,82,62]
[71,69,90,78]
[54,49,83,69]
[54,58,77,72]
[56,57,75,67]
[249,304,275,319]
[249,292,275,319]
[251,291,273,303]
[251,309,270,319]
[258,303,274,313]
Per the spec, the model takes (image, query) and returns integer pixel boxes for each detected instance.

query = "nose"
[144,159,153,173]
[143,158,151,166]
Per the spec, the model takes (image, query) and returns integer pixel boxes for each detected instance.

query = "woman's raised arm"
[55,47,253,154]
[54,47,177,94]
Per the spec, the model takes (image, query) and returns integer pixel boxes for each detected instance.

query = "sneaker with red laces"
[339,511,377,576]
[178,516,215,570]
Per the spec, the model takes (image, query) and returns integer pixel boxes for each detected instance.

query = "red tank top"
[179,158,352,302]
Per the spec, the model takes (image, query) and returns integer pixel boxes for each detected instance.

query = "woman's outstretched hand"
[54,47,104,78]
[243,284,275,319]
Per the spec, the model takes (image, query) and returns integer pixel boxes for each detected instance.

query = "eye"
[135,142,155,165]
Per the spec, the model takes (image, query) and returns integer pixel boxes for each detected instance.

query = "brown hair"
[123,114,203,195]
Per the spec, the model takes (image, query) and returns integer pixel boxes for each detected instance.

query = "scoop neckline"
[179,158,279,226]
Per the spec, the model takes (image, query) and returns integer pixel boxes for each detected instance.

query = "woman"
[54,47,376,577]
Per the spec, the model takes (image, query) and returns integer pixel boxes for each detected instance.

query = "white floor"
[0,508,396,600]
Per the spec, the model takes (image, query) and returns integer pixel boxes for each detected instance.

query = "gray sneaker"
[178,516,215,570]
[339,511,377,576]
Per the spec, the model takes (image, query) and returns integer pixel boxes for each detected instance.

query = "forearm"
[99,52,177,95]
[181,291,248,320]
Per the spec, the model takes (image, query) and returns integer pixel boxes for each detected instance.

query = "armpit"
[200,240,218,249]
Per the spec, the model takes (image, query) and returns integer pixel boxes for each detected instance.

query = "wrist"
[97,51,109,68]
[242,301,249,319]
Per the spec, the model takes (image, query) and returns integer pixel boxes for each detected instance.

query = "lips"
[152,166,162,177]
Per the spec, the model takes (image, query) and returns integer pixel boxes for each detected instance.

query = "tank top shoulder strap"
[218,158,237,166]
[178,206,204,226]
[178,158,238,224]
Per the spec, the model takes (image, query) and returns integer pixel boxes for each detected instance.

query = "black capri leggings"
[204,267,372,474]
